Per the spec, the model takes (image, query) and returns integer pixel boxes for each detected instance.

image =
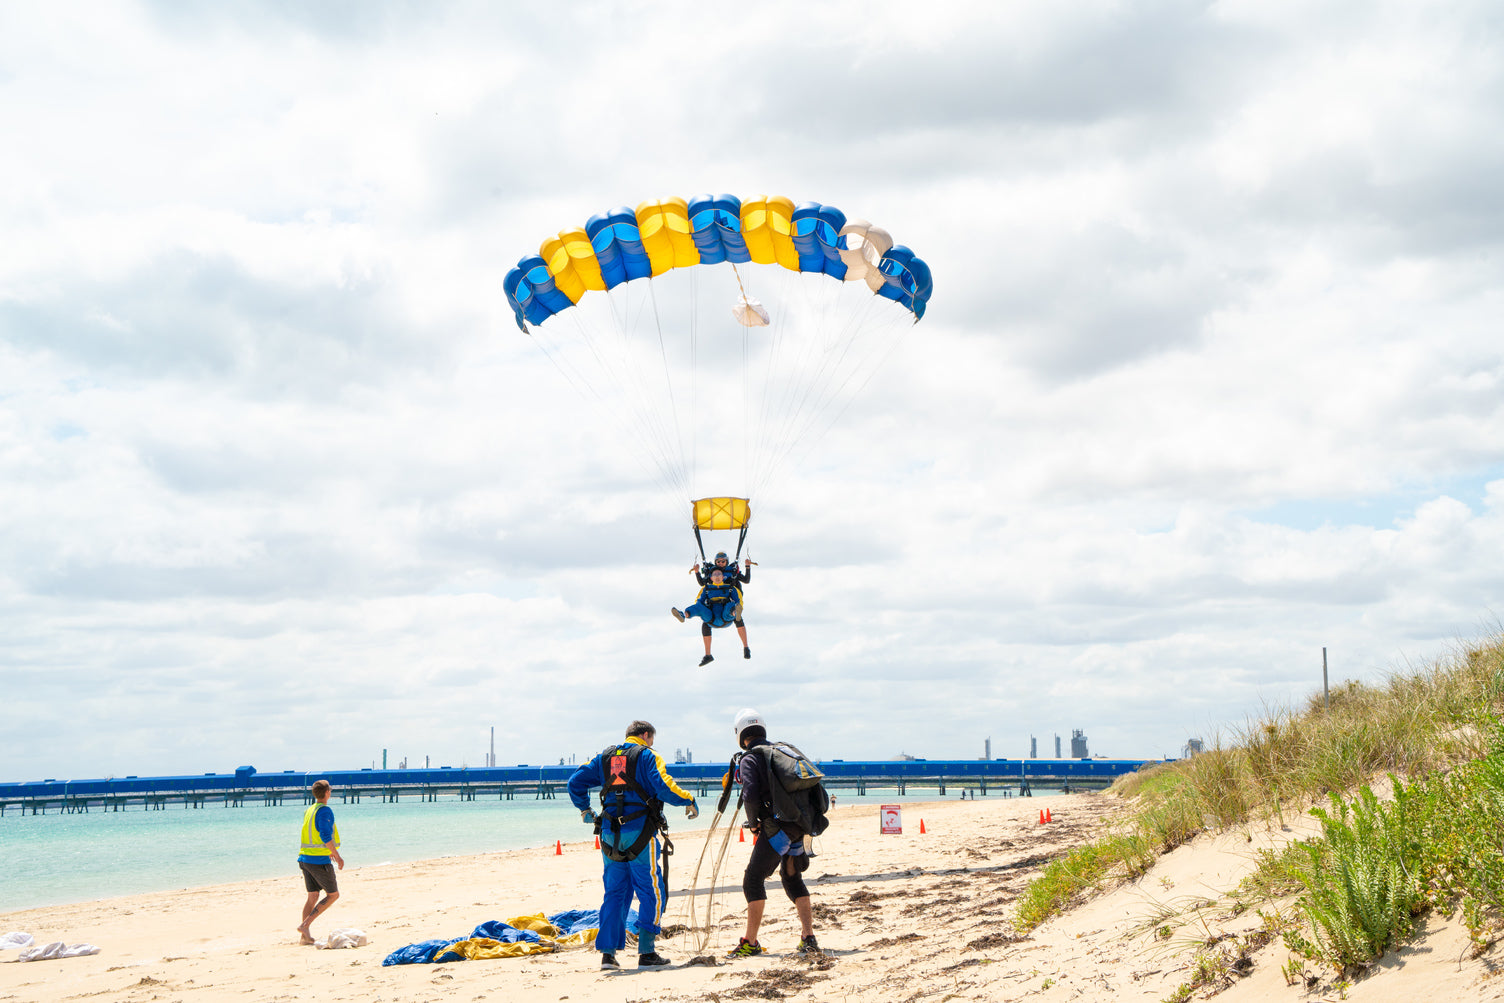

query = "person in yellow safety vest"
[296,779,344,945]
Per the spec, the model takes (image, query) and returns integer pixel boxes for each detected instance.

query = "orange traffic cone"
[594,835,600,850]
[1038,809,1046,824]
[920,819,927,834]
[1045,808,1053,823]
[555,839,563,855]
[739,827,745,842]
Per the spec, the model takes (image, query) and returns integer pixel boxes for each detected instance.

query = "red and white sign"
[880,804,903,834]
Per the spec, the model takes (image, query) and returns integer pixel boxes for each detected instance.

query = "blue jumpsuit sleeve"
[639,749,696,807]
[568,759,603,812]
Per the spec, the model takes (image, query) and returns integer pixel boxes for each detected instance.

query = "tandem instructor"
[296,779,344,945]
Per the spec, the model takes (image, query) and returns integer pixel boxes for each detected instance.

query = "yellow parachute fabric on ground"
[435,915,597,961]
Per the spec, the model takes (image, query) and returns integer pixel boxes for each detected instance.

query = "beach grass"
[1012,633,1504,978]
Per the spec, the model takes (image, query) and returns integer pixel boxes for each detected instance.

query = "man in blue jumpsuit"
[568,720,699,970]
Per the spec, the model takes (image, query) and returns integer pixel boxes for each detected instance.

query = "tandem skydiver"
[692,551,751,587]
[672,568,745,666]
[683,551,752,663]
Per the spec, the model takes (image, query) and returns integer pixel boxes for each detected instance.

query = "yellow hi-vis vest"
[300,803,341,859]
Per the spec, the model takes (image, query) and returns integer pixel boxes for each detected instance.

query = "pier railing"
[0,759,1163,816]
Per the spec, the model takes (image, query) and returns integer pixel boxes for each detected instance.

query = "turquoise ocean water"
[0,787,1045,913]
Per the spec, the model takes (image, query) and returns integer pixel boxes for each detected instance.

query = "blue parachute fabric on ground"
[547,909,602,936]
[382,938,452,966]
[381,909,616,965]
[471,919,543,943]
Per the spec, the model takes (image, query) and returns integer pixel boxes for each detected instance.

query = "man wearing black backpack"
[568,720,699,970]
[724,707,827,958]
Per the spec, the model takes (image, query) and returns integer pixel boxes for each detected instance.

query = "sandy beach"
[4,794,1500,1002]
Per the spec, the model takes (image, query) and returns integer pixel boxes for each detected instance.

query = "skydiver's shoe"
[726,938,765,958]
[638,952,671,967]
[796,934,821,956]
[671,608,685,622]
[699,654,714,666]
[600,952,619,969]
[744,646,751,659]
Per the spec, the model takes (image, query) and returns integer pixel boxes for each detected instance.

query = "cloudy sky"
[3,1,1501,782]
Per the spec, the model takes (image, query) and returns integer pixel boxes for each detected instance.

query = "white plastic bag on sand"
[317,928,368,950]
[1,931,35,960]
[16,940,100,961]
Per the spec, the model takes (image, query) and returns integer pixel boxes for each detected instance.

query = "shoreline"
[2,786,1056,914]
[12,793,1487,1002]
[1,796,1114,1002]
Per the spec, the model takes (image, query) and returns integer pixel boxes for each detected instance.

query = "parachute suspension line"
[742,267,800,501]
[734,262,753,495]
[688,267,700,499]
[758,292,884,488]
[750,281,909,498]
[682,793,743,954]
[602,286,691,500]
[744,272,843,499]
[568,305,685,500]
[758,292,909,491]
[597,285,687,498]
[647,278,693,502]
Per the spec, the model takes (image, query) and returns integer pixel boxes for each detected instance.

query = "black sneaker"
[726,938,765,958]
[743,646,751,659]
[671,608,686,622]
[796,934,821,955]
[699,653,714,666]
[638,952,671,967]
[600,952,619,969]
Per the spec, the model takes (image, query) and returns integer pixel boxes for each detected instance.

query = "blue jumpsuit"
[567,737,696,954]
[684,581,742,628]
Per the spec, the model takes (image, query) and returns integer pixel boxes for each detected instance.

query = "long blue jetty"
[0,758,1165,815]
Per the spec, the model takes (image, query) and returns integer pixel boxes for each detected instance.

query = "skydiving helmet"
[733,707,766,745]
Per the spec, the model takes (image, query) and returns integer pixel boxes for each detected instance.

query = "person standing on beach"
[296,779,344,945]
[568,720,699,971]
[726,708,822,958]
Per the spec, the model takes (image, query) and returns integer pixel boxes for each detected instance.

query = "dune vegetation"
[1012,633,1504,986]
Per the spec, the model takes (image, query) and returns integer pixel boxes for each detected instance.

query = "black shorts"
[300,860,339,894]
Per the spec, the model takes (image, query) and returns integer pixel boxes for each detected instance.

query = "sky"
[2,1,1502,782]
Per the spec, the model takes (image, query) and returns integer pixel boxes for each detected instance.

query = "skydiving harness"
[595,742,673,864]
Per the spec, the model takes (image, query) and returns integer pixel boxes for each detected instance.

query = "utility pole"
[1323,647,1330,711]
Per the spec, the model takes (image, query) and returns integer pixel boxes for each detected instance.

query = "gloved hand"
[685,801,699,820]
[581,808,596,825]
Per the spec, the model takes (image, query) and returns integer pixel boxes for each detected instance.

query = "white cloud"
[1,1,1503,780]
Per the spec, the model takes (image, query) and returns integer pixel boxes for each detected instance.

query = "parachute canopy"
[504,194,933,331]
[507,194,933,544]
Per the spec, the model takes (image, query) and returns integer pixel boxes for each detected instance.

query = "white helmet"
[733,707,765,743]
